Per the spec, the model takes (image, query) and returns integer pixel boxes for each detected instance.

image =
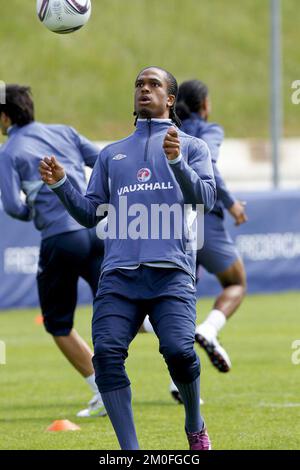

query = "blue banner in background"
[197,190,300,298]
[1,191,300,310]
[0,201,93,310]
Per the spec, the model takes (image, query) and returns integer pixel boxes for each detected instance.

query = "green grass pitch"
[1,292,300,450]
[0,0,299,142]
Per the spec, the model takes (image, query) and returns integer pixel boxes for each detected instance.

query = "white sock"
[170,379,179,393]
[143,315,154,334]
[197,309,226,339]
[85,373,99,395]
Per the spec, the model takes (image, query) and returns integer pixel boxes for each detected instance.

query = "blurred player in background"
[39,66,216,450]
[177,79,247,373]
[0,85,106,418]
[141,79,248,403]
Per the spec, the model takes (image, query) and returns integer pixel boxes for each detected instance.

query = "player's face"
[0,113,6,135]
[0,112,9,136]
[203,96,211,120]
[134,68,175,119]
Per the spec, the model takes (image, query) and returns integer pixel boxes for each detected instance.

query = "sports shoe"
[76,393,107,418]
[195,326,231,373]
[170,380,204,405]
[186,427,211,450]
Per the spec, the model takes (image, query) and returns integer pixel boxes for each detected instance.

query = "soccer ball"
[37,0,92,34]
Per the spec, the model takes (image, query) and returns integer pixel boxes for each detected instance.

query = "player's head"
[176,80,210,121]
[134,66,181,126]
[0,84,34,135]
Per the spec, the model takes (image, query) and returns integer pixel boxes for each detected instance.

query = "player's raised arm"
[164,127,216,211]
[0,153,32,221]
[200,123,238,211]
[39,153,109,228]
[70,127,100,168]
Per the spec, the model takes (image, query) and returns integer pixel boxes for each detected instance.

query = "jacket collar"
[7,124,18,137]
[135,118,175,134]
[189,113,206,123]
[6,122,36,137]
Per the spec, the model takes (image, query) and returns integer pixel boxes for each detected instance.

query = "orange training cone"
[35,314,44,325]
[46,420,81,432]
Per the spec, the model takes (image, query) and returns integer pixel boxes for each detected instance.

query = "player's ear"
[204,96,211,116]
[167,94,176,109]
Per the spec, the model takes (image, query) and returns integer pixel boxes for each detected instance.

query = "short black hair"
[134,66,181,127]
[176,80,209,120]
[0,84,34,126]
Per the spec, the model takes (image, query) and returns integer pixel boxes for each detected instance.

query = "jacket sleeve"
[169,137,216,212]
[70,127,100,169]
[0,154,32,221]
[213,164,236,209]
[200,123,236,210]
[51,150,109,228]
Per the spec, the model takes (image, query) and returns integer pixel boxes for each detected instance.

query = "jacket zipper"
[144,118,152,161]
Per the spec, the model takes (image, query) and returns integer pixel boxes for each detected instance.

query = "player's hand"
[229,201,248,226]
[39,156,65,186]
[163,127,181,161]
